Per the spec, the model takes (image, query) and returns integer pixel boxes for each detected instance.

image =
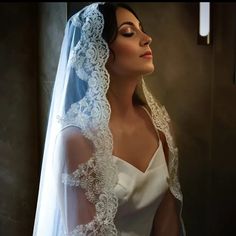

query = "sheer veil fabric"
[33,2,185,236]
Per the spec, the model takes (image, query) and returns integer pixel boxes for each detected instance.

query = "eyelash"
[121,28,147,38]
[122,32,135,37]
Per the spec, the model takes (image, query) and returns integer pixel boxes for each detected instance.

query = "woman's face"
[106,7,154,78]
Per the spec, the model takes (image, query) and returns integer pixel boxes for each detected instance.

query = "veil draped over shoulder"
[33,2,184,235]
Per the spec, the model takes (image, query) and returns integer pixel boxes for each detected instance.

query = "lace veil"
[33,2,184,235]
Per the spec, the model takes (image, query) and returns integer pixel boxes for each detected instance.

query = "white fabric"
[113,140,169,236]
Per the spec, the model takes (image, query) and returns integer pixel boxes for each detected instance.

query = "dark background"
[0,2,236,235]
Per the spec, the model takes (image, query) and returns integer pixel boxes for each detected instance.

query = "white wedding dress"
[113,127,169,236]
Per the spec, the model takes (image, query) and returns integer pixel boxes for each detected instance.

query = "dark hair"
[98,3,142,45]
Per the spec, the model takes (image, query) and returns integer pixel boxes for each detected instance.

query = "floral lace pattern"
[65,193,118,236]
[62,156,101,203]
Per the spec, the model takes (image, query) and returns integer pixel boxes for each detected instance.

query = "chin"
[142,65,155,76]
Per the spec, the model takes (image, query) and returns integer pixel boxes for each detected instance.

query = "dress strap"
[141,105,170,170]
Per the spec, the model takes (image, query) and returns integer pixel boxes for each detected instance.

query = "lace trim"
[64,192,118,236]
[58,3,118,235]
[62,156,118,236]
[141,80,183,202]
[62,156,101,203]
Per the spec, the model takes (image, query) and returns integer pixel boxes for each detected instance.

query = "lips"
[140,51,152,57]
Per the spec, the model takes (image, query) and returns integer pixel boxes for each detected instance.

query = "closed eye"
[122,32,134,37]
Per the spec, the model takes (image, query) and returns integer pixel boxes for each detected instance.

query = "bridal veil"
[33,2,184,235]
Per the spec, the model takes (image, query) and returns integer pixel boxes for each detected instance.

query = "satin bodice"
[113,140,169,236]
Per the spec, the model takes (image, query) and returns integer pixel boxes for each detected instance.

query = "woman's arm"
[58,127,97,233]
[151,189,180,236]
[151,131,181,236]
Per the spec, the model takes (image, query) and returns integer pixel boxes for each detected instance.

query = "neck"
[107,75,142,118]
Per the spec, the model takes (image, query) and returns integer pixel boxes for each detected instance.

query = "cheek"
[110,43,138,72]
[106,40,142,75]
[114,42,137,59]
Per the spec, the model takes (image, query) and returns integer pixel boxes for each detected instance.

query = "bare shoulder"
[61,126,92,148]
[59,126,94,169]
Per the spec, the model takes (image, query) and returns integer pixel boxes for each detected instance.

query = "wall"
[0,3,67,236]
[210,3,236,235]
[0,3,39,236]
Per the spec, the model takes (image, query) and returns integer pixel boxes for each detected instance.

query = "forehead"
[115,7,140,27]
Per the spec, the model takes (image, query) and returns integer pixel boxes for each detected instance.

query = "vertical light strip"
[199,2,210,45]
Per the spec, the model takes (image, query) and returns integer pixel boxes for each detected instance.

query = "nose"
[140,32,152,46]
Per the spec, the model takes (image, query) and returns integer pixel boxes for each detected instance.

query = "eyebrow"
[118,21,143,30]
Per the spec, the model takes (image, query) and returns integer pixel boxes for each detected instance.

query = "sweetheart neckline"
[112,140,163,175]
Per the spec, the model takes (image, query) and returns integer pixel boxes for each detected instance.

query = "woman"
[33,2,185,236]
